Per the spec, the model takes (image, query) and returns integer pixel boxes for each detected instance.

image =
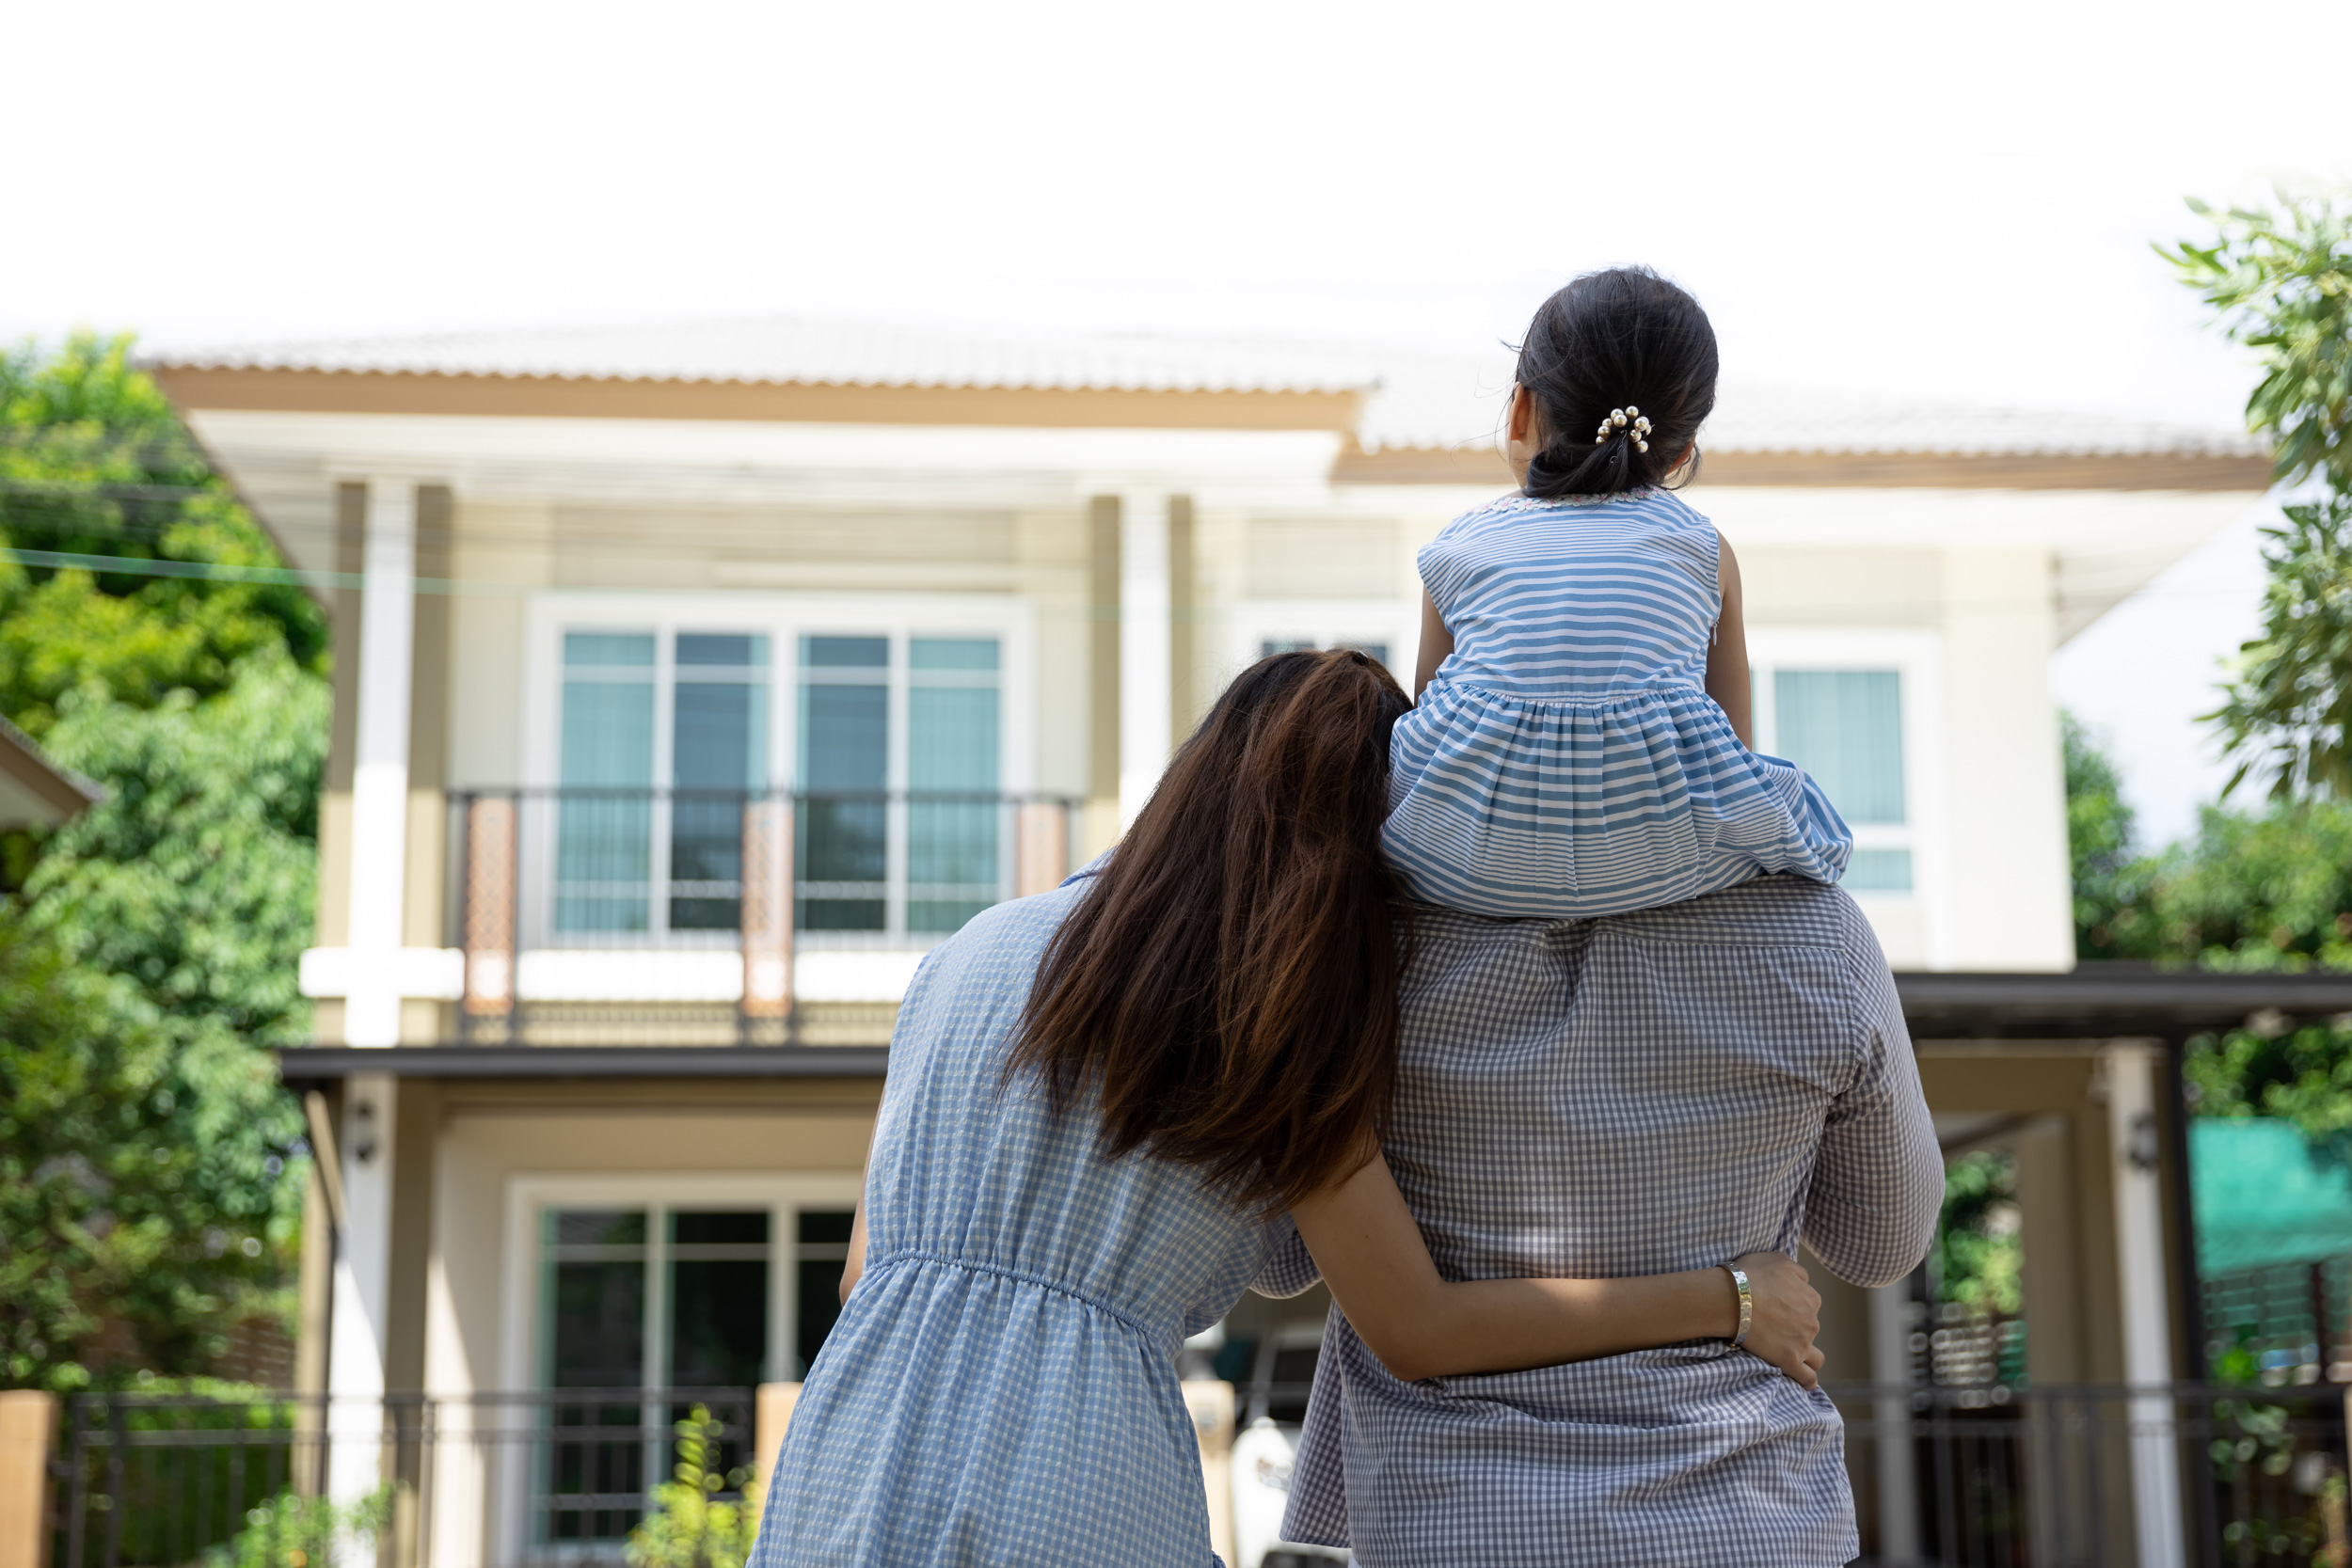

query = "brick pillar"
[1014,802,1070,897]
[0,1391,57,1568]
[461,797,517,1019]
[741,800,794,1022]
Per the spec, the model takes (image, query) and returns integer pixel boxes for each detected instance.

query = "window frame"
[1746,627,1950,957]
[1223,596,1421,688]
[518,590,1037,951]
[494,1172,866,1564]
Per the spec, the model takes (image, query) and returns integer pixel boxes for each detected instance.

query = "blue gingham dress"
[749,880,1290,1568]
[1385,488,1851,916]
[1277,877,1945,1567]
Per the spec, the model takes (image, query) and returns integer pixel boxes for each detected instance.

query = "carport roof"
[271,965,2352,1083]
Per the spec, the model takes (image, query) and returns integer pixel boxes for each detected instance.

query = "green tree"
[0,334,326,739]
[2063,712,2143,958]
[2204,495,2352,800]
[0,338,328,1389]
[2164,197,2352,799]
[0,908,298,1390]
[2161,195,2352,494]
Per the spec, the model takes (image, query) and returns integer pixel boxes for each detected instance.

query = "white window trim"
[491,1171,866,1565]
[1747,626,1952,965]
[516,590,1037,952]
[1223,596,1422,688]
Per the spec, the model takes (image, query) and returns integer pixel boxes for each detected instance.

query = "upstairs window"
[1760,667,1914,894]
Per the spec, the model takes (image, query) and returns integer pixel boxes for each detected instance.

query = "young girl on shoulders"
[1386,266,1851,917]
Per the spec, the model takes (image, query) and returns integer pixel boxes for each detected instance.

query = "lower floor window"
[537,1203,855,1546]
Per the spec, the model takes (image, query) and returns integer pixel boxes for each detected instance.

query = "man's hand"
[1731,1251,1825,1390]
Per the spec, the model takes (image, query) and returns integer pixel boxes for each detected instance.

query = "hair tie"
[1595,406,1652,454]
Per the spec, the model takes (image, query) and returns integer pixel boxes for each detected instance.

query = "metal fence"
[47,1389,757,1568]
[1825,1381,2349,1566]
[43,1382,2352,1568]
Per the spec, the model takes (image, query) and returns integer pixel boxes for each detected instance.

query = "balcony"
[302,790,1075,1047]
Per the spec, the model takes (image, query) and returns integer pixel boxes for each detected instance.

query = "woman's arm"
[1290,1154,1823,1386]
[1413,590,1454,698]
[1704,531,1755,748]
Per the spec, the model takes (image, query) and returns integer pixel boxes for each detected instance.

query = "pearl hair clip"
[1596,406,1652,454]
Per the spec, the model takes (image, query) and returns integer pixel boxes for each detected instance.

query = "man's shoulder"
[1597,874,1875,955]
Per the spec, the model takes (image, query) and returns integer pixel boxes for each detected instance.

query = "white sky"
[8,0,2350,847]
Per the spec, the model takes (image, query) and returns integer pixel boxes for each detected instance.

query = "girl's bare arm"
[1413,590,1454,698]
[1704,531,1755,748]
[1291,1154,1823,1386]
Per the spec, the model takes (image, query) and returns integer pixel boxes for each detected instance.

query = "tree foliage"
[2161,194,2352,494]
[0,333,326,739]
[2064,713,2144,958]
[2204,495,2352,800]
[0,337,327,1390]
[628,1407,757,1568]
[2062,721,2352,1147]
[2165,197,2352,800]
[0,908,300,1390]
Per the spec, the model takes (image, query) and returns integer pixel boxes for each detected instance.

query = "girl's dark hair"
[1008,649,1412,1211]
[1514,265,1719,499]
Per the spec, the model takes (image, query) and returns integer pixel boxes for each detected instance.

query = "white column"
[1867,1282,1920,1565]
[2104,1042,2185,1568]
[1119,490,1172,830]
[345,481,418,1047]
[326,1073,396,1545]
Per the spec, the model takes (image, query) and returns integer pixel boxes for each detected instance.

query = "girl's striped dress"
[1383,488,1850,918]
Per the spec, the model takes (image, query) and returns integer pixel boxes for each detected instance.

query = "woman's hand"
[1730,1250,1824,1389]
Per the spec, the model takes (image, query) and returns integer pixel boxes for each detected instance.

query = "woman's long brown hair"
[1007,649,1412,1212]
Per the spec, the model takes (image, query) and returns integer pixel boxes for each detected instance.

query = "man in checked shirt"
[1264,873,1943,1567]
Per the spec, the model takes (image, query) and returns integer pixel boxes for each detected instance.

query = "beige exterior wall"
[421,1082,880,1400]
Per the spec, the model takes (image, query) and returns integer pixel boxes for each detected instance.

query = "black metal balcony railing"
[41,1383,2352,1568]
[448,789,1076,1044]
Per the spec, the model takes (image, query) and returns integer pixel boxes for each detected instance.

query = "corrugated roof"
[158,316,2265,461]
[158,317,1373,397]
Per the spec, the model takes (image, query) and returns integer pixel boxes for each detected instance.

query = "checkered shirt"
[1269,874,1943,1567]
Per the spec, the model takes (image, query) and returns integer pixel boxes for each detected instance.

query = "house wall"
[421,1081,880,1397]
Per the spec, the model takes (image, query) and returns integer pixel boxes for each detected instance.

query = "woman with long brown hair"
[749,650,1822,1568]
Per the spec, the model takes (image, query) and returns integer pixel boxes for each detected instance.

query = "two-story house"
[151,318,2284,1567]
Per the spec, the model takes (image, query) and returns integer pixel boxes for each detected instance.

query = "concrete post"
[326,1071,397,1555]
[0,1391,57,1568]
[2104,1042,2185,1568]
[1867,1282,1920,1564]
[1119,490,1172,830]
[750,1383,803,1524]
[346,481,418,1048]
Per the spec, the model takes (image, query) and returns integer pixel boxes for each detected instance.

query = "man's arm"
[1801,909,1944,1287]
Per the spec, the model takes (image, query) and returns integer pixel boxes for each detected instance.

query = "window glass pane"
[909,683,999,934]
[548,1210,646,1247]
[793,1209,857,1379]
[911,638,999,672]
[1261,638,1315,657]
[558,653,655,934]
[1844,847,1915,893]
[672,661,766,931]
[544,1209,646,1389]
[677,633,768,668]
[565,632,655,667]
[803,635,888,669]
[672,1211,770,1246]
[669,1209,769,1392]
[800,657,889,932]
[542,1206,646,1545]
[1773,670,1906,825]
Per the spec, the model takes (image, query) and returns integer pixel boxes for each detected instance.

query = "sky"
[9,0,2351,844]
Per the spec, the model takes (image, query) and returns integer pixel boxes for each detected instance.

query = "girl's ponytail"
[1515,266,1719,499]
